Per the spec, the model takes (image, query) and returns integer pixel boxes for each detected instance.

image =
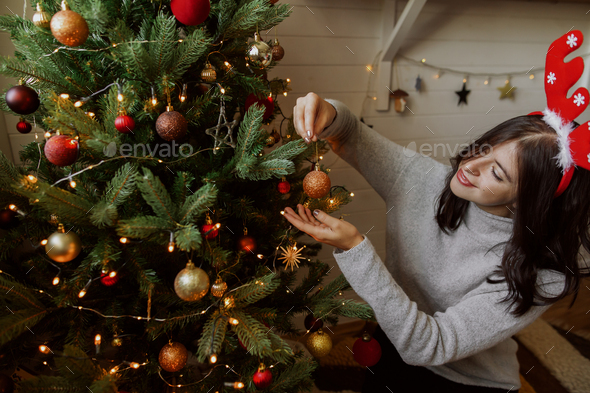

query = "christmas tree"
[0,0,375,391]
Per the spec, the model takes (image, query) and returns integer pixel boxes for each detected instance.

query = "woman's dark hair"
[435,114,590,317]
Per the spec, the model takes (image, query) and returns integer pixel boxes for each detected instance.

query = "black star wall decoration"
[455,82,471,106]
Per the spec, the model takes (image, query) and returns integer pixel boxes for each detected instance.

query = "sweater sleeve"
[320,99,415,202]
[332,234,566,367]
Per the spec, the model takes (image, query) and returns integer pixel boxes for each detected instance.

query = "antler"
[545,30,589,122]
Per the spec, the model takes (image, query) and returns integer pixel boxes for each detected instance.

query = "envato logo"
[402,141,493,158]
[103,141,194,158]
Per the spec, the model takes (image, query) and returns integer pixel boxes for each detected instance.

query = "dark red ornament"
[269,0,279,4]
[44,135,79,167]
[0,374,14,393]
[304,313,323,333]
[170,0,210,25]
[100,271,120,286]
[245,93,274,121]
[352,332,382,367]
[5,85,40,115]
[115,115,135,134]
[200,213,218,239]
[278,177,290,194]
[16,118,32,134]
[237,232,256,253]
[252,363,272,390]
[0,209,18,230]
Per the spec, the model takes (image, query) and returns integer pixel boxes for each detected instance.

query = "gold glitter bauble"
[156,109,188,141]
[303,166,331,199]
[211,278,227,298]
[271,38,284,61]
[174,261,209,301]
[111,337,123,347]
[306,328,332,358]
[159,341,188,372]
[50,1,89,47]
[201,62,217,83]
[45,223,82,263]
[33,3,51,29]
[246,32,273,68]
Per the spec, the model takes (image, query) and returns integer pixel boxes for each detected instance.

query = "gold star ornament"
[278,242,306,271]
[497,81,516,100]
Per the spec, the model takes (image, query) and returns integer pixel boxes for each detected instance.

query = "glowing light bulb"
[60,93,69,99]
[130,362,140,369]
[168,242,175,252]
[94,334,101,345]
[119,237,128,244]
[220,87,225,94]
[44,131,51,138]
[234,382,244,389]
[78,290,86,298]
[257,254,263,259]
[350,192,354,197]
[69,180,76,188]
[52,276,60,285]
[39,345,50,354]
[117,94,124,102]
[529,74,534,80]
[329,199,334,203]
[8,204,16,211]
[109,271,117,278]
[74,101,83,107]
[27,175,37,182]
[229,317,239,325]
[210,353,217,363]
[87,112,95,117]
[286,78,290,82]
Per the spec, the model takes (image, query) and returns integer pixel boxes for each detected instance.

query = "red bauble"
[352,332,382,367]
[100,271,120,286]
[201,223,218,239]
[270,0,279,4]
[170,0,210,25]
[277,179,290,194]
[115,115,135,134]
[0,209,19,230]
[16,119,32,134]
[245,94,274,121]
[304,313,323,333]
[5,85,40,115]
[44,135,79,167]
[237,234,256,253]
[252,363,272,390]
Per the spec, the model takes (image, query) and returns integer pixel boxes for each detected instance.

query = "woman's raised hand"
[283,204,364,251]
[293,92,337,144]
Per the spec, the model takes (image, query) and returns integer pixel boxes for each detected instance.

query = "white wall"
[267,0,590,324]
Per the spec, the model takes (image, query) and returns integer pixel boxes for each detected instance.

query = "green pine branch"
[135,167,176,223]
[178,182,218,225]
[233,273,280,307]
[197,310,229,363]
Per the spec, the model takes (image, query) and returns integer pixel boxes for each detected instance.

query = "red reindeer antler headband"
[528,30,590,198]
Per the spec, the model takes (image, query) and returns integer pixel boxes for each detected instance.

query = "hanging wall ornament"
[100,269,120,286]
[210,277,227,297]
[159,341,188,372]
[389,89,409,113]
[156,105,188,141]
[271,38,284,61]
[45,223,82,263]
[205,97,238,154]
[303,162,331,199]
[50,0,89,47]
[415,75,422,92]
[236,227,256,253]
[200,212,218,239]
[352,332,382,367]
[44,134,79,166]
[5,84,40,115]
[498,79,516,100]
[174,260,210,301]
[170,0,210,26]
[246,31,273,69]
[244,93,274,121]
[455,82,470,106]
[201,62,217,83]
[32,3,51,28]
[115,112,135,134]
[306,328,332,358]
[252,363,273,390]
[16,118,32,134]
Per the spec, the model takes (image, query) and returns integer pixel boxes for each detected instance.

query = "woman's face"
[450,141,519,218]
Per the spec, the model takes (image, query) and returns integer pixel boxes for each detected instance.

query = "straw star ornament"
[278,242,306,271]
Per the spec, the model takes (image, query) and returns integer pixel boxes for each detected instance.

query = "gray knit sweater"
[321,99,567,390]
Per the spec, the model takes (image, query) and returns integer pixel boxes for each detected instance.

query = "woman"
[283,92,590,392]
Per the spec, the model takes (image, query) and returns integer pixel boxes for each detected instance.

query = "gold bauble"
[111,337,123,347]
[32,3,51,29]
[246,32,273,68]
[174,261,209,301]
[159,341,188,372]
[201,62,217,83]
[210,277,227,298]
[45,223,82,263]
[50,1,89,47]
[306,328,332,358]
[303,164,331,199]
